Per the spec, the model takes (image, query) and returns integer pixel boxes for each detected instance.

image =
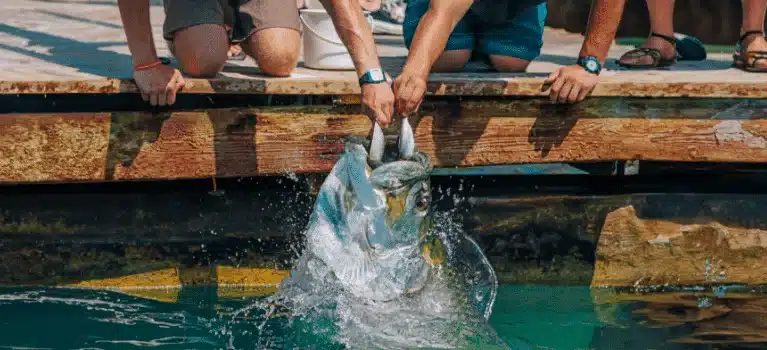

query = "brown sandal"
[616,32,679,69]
[733,30,767,73]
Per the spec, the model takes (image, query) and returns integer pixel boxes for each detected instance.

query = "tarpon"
[263,119,506,349]
[288,118,440,302]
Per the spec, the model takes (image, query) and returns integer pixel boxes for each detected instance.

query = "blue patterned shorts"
[403,0,547,62]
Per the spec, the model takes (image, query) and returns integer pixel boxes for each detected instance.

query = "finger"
[577,87,590,102]
[544,69,560,84]
[176,74,186,91]
[549,77,566,102]
[382,100,394,125]
[166,83,177,106]
[394,82,408,114]
[140,90,149,102]
[150,90,159,106]
[400,81,419,116]
[407,83,426,115]
[157,86,168,106]
[375,108,389,126]
[360,98,375,123]
[567,85,580,104]
[557,82,573,104]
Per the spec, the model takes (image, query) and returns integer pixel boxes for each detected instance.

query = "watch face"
[585,60,598,72]
[370,69,384,81]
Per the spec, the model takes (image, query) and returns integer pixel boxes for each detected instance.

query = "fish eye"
[415,192,429,211]
[415,197,427,211]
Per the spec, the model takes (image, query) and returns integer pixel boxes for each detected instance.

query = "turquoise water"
[0,285,764,349]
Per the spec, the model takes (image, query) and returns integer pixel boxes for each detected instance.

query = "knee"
[489,56,531,73]
[431,50,472,73]
[171,24,228,78]
[246,28,300,77]
[256,48,299,77]
[180,52,227,77]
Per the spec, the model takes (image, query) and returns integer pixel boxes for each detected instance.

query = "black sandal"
[616,32,679,69]
[733,30,767,73]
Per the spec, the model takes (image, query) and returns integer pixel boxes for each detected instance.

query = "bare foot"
[618,34,677,66]
[739,32,767,71]
[228,44,243,58]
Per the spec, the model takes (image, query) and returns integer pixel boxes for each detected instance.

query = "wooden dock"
[2,0,767,184]
[3,0,767,298]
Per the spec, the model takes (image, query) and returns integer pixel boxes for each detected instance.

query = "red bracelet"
[133,59,163,71]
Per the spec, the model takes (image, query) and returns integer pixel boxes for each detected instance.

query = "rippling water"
[1,284,766,349]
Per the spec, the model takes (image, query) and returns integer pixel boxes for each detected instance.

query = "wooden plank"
[2,98,767,184]
[2,70,767,98]
[2,0,766,98]
[0,113,111,182]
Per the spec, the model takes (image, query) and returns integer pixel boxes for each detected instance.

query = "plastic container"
[299,8,372,70]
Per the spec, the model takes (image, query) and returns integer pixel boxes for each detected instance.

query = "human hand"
[362,81,395,127]
[393,70,428,118]
[544,65,599,104]
[133,63,185,107]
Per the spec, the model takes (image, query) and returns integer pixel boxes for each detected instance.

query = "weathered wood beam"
[466,193,767,287]
[2,99,767,184]
[3,190,767,287]
[3,70,767,98]
[592,204,767,287]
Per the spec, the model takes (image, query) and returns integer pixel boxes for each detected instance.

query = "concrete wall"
[546,0,758,45]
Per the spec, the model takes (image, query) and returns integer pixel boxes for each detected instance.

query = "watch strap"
[359,68,387,86]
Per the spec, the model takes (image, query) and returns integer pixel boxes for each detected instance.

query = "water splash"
[231,210,504,350]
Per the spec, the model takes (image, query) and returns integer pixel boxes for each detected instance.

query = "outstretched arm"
[545,0,627,104]
[318,0,382,77]
[117,0,185,106]
[393,0,473,117]
[578,0,627,65]
[319,0,395,126]
[400,0,473,79]
[117,0,158,66]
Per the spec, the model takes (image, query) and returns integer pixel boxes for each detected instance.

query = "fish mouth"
[369,154,431,193]
[341,119,434,255]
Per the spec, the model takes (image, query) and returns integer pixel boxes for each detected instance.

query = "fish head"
[361,120,444,263]
[366,151,434,255]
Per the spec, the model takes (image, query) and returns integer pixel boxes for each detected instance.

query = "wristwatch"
[577,56,602,75]
[359,68,387,86]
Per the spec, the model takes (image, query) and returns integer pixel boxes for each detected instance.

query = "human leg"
[477,2,547,72]
[236,0,301,77]
[402,0,475,72]
[734,0,767,71]
[162,0,229,77]
[616,0,678,68]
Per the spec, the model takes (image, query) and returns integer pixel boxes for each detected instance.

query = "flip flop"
[616,32,679,69]
[733,30,767,73]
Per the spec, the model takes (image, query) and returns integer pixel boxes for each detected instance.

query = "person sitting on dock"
[393,0,627,110]
[117,0,395,126]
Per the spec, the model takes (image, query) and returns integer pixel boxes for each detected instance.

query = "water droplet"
[697,296,712,308]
